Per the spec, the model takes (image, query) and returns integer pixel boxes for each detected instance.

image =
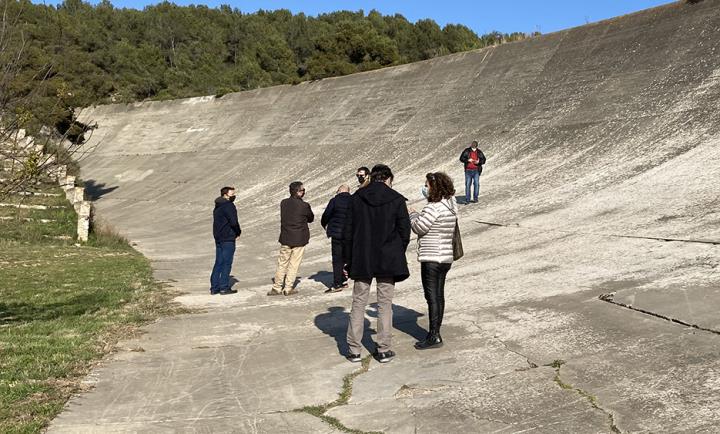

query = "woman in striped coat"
[409,172,458,349]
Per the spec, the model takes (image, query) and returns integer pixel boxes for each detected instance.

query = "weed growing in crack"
[546,359,566,369]
[551,361,622,433]
[553,371,574,390]
[294,356,382,434]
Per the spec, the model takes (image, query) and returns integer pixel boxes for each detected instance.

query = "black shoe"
[210,288,221,295]
[325,284,347,293]
[267,289,282,296]
[373,350,395,363]
[415,334,443,350]
[345,353,362,363]
[219,288,237,295]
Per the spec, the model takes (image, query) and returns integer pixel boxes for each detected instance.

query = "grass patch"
[88,217,131,250]
[0,183,183,433]
[0,187,77,244]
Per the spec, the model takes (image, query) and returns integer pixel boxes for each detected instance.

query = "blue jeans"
[210,241,236,292]
[464,170,480,203]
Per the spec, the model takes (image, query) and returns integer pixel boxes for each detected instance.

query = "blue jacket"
[321,192,351,239]
[213,197,241,242]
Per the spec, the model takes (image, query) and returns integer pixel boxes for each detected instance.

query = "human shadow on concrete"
[314,306,374,355]
[308,271,334,288]
[456,194,480,205]
[367,302,427,341]
[84,179,119,200]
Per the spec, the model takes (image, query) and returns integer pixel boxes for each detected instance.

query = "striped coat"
[409,197,457,263]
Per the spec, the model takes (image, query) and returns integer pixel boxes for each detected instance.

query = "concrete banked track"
[51,1,720,433]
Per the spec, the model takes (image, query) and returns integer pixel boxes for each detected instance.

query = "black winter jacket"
[342,182,411,282]
[459,147,487,174]
[321,192,351,239]
[213,197,241,242]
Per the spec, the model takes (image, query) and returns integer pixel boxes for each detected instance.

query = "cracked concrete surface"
[48,1,720,433]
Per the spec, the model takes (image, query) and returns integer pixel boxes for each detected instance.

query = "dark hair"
[471,140,478,147]
[289,181,304,196]
[357,166,370,175]
[370,164,393,182]
[426,172,455,202]
[220,186,235,196]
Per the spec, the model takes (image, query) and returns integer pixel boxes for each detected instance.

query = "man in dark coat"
[210,186,241,295]
[356,166,370,189]
[269,181,314,296]
[321,184,352,292]
[343,164,410,364]
[459,140,486,204]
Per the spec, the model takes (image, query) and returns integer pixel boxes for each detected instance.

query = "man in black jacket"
[321,184,352,292]
[210,186,241,295]
[343,164,410,364]
[459,140,486,204]
[269,181,314,296]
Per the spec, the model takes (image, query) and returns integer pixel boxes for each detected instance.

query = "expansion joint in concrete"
[292,355,382,434]
[475,220,720,246]
[549,360,622,434]
[463,318,540,370]
[599,292,720,335]
[491,333,540,370]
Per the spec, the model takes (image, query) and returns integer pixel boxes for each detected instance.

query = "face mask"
[228,196,236,202]
[357,175,365,184]
[421,186,429,199]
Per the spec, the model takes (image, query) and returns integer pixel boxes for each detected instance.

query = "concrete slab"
[610,284,720,332]
[48,1,720,432]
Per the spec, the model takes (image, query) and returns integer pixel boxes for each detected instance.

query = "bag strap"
[440,199,457,217]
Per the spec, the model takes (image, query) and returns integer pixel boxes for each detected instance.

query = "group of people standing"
[210,142,486,363]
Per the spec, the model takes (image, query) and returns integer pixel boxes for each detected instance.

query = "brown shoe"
[284,288,299,296]
[267,289,282,296]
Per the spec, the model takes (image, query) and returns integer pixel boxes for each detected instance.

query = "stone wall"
[60,175,92,242]
[1,129,91,242]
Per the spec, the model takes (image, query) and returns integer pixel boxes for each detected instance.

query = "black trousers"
[331,238,346,287]
[420,261,452,334]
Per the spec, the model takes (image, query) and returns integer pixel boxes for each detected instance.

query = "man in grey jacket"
[269,181,314,296]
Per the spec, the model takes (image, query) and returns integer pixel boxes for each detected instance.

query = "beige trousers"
[272,245,305,293]
[346,278,395,354]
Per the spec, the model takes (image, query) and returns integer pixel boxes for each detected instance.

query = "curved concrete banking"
[52,1,720,433]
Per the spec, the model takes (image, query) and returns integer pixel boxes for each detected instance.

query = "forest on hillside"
[0,0,534,134]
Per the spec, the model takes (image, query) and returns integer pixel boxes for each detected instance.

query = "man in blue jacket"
[321,184,352,292]
[210,186,241,295]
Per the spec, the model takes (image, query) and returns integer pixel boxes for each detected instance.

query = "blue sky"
[37,0,676,35]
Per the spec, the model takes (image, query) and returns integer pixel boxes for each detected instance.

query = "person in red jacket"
[459,140,486,204]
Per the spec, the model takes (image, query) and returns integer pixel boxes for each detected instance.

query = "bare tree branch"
[0,3,97,200]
